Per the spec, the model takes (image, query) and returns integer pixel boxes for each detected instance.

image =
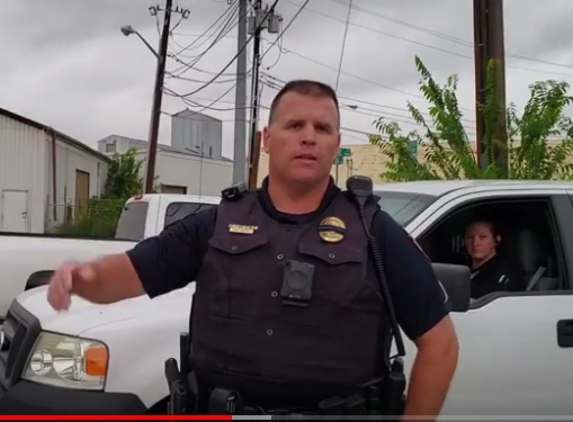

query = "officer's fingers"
[60,263,78,292]
[47,277,68,310]
[49,265,74,310]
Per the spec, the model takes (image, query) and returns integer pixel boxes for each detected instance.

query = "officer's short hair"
[268,79,340,125]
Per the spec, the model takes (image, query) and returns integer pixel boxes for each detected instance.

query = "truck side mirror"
[431,263,471,312]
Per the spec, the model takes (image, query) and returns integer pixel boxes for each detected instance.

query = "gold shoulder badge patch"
[228,224,258,234]
[318,216,346,243]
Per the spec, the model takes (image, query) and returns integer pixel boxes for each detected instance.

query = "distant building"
[98,109,232,196]
[0,107,110,233]
[170,109,223,160]
[97,135,232,197]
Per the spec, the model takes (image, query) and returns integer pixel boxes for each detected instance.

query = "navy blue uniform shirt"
[128,180,448,342]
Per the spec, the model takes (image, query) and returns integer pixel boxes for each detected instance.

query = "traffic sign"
[333,147,352,164]
[407,140,418,159]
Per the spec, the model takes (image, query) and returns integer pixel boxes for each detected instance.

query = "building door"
[75,170,90,217]
[1,190,28,232]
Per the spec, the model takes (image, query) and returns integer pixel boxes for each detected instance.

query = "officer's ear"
[262,126,271,153]
[495,235,501,245]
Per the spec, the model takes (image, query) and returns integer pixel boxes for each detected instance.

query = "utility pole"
[143,0,172,193]
[473,0,507,176]
[232,0,249,185]
[247,0,263,190]
[246,1,280,189]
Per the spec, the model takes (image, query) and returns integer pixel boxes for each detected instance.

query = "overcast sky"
[2,0,573,158]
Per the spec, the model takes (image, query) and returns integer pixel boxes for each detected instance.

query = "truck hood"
[16,284,195,335]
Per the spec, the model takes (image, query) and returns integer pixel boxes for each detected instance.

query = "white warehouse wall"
[47,136,108,230]
[135,150,232,196]
[0,114,48,233]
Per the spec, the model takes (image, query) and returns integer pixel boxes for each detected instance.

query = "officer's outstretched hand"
[47,262,96,311]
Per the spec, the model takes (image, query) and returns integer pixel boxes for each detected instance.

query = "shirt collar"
[257,176,339,224]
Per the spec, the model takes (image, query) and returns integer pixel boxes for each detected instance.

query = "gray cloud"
[1,0,572,154]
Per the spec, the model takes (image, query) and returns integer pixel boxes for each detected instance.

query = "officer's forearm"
[401,336,459,421]
[72,253,146,304]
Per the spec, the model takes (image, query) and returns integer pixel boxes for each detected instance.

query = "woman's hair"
[467,218,496,234]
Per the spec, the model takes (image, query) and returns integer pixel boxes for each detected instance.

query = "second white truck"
[0,193,220,320]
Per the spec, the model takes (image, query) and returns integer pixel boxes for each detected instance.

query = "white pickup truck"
[0,194,220,321]
[2,180,573,417]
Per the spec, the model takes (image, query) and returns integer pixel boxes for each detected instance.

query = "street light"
[120,1,172,194]
[120,25,160,60]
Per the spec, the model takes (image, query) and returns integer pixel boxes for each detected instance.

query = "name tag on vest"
[228,224,259,234]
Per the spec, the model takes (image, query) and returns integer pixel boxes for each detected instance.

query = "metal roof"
[100,134,233,162]
[0,106,111,163]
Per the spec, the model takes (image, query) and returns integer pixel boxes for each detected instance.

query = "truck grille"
[0,301,41,390]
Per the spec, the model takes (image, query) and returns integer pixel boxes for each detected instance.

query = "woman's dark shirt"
[470,254,522,299]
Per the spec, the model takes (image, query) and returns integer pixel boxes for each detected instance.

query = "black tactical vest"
[191,190,384,387]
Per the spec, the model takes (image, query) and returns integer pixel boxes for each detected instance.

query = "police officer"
[47,80,459,419]
[465,218,522,299]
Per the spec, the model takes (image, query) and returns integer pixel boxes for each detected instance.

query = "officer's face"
[263,92,340,184]
[465,222,497,261]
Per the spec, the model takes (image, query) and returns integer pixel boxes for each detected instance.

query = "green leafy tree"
[54,149,143,238]
[104,148,143,198]
[369,56,573,181]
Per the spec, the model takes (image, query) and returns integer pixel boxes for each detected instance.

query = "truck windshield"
[374,191,436,226]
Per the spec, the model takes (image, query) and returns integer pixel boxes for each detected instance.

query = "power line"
[260,40,431,102]
[283,0,573,78]
[258,0,309,61]
[334,0,352,91]
[168,2,240,76]
[171,0,239,57]
[261,75,477,134]
[327,0,573,72]
[175,0,280,98]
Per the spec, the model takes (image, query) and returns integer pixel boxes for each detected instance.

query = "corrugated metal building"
[97,135,232,196]
[0,107,110,233]
[170,109,224,160]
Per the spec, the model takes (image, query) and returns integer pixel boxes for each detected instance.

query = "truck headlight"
[22,332,108,390]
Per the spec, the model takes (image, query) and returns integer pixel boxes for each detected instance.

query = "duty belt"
[207,386,372,415]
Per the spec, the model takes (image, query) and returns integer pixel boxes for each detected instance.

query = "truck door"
[408,190,573,418]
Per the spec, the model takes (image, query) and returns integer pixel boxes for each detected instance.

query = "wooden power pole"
[144,0,172,193]
[473,0,507,176]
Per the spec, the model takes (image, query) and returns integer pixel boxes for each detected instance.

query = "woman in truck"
[464,218,522,299]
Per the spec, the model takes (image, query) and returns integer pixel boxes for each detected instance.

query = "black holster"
[380,357,407,417]
[164,333,198,416]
